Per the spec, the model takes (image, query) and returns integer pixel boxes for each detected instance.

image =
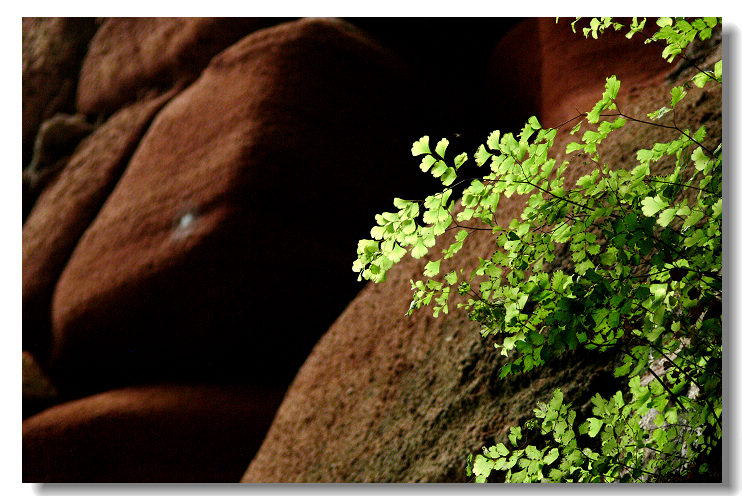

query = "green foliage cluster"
[352,17,722,482]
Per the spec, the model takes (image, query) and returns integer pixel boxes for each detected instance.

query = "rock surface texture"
[21,17,720,482]
[76,17,284,116]
[22,18,99,219]
[22,17,98,167]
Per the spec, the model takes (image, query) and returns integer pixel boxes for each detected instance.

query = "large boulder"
[76,17,284,116]
[23,91,176,362]
[46,18,430,396]
[23,383,284,482]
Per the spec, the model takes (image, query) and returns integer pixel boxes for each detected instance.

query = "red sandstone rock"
[23,91,176,361]
[537,18,676,127]
[76,17,284,115]
[487,18,677,129]
[23,383,284,482]
[22,17,98,166]
[49,18,424,394]
[241,194,545,482]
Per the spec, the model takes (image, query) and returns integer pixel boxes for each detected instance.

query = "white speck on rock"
[172,207,199,239]
[179,212,195,229]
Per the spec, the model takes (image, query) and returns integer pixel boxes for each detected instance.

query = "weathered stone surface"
[22,113,94,220]
[242,28,722,483]
[24,113,93,189]
[76,17,284,115]
[22,17,98,167]
[23,383,284,482]
[49,18,426,395]
[23,91,176,361]
[240,176,588,481]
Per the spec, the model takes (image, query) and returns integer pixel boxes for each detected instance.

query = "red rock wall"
[47,18,431,394]
[487,18,674,128]
[23,91,177,362]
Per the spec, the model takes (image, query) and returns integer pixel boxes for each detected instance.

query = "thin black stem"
[624,348,689,412]
[553,113,586,131]
[647,344,704,393]
[612,106,716,157]
[648,343,722,427]
[630,25,719,84]
[445,224,492,233]
[577,446,659,481]
[483,178,595,212]
[646,178,721,199]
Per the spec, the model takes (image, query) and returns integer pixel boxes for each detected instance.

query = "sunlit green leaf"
[642,196,669,216]
[424,259,441,277]
[472,455,495,479]
[585,418,603,437]
[670,86,687,107]
[420,155,436,172]
[435,138,449,158]
[411,136,430,156]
